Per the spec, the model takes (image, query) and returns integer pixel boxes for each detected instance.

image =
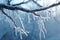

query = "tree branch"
[11,0,31,6]
[32,0,42,7]
[0,2,60,13]
[1,9,18,28]
[33,12,40,16]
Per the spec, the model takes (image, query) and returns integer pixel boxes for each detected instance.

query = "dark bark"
[0,2,60,13]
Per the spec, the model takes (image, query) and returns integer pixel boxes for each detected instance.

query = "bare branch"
[1,9,18,28]
[0,2,60,13]
[32,0,42,7]
[33,12,40,16]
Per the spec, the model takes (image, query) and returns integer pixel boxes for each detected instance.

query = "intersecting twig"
[11,0,31,6]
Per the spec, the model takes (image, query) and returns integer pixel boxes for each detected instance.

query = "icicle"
[15,10,25,30]
[44,10,50,21]
[14,27,22,39]
[36,15,47,40]
[39,30,41,40]
[40,19,47,33]
[32,14,36,20]
[18,14,29,35]
[32,12,47,39]
[17,14,29,39]
[17,14,25,30]
[20,28,28,36]
[46,12,50,21]
[27,13,31,23]
[14,27,17,36]
[20,30,23,40]
[14,26,28,40]
[12,10,29,39]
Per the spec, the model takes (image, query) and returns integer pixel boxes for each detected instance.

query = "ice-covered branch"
[1,9,29,39]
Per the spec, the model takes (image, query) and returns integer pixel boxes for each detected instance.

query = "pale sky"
[10,0,57,6]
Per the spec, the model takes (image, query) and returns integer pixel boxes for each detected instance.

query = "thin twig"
[11,0,31,6]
